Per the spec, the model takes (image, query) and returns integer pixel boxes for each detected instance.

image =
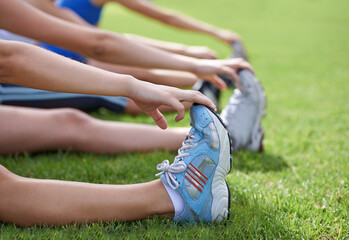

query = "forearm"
[0,0,199,72]
[23,0,90,26]
[88,59,198,88]
[116,0,220,38]
[0,41,133,97]
[125,34,188,55]
[147,69,198,87]
[159,13,220,38]
[93,30,199,70]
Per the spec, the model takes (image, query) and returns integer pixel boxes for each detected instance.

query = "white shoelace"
[156,134,196,189]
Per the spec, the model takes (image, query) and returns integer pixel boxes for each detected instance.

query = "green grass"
[1,0,349,238]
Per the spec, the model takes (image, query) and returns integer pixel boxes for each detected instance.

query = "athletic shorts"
[0,84,128,113]
[0,29,36,45]
[38,42,88,63]
[0,30,128,113]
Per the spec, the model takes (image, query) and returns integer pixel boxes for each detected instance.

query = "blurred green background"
[1,0,348,238]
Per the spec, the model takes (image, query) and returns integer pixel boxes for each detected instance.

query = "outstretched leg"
[0,106,188,155]
[0,165,174,226]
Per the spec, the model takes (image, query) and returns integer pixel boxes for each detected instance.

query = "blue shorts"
[0,84,128,113]
[38,42,87,63]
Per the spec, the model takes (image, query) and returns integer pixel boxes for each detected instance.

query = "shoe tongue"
[190,104,211,131]
[188,128,201,142]
[174,128,200,163]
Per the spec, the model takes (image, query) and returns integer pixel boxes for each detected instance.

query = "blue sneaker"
[156,104,232,223]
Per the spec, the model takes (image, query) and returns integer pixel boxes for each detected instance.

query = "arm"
[113,0,241,44]
[0,0,252,89]
[124,34,217,59]
[24,0,217,59]
[0,40,215,128]
[23,0,90,26]
[0,0,194,70]
[88,59,199,88]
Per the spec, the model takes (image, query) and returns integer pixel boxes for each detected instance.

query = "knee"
[53,108,93,137]
[0,165,17,184]
[52,108,93,145]
[0,41,18,81]
[53,108,92,127]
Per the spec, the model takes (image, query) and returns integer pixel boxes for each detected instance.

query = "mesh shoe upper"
[157,104,232,223]
[221,70,266,151]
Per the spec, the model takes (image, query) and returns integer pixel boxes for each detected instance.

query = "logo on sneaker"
[185,156,216,200]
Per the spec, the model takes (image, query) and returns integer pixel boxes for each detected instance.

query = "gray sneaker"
[221,70,266,152]
[231,41,248,60]
[193,80,221,109]
[215,41,249,88]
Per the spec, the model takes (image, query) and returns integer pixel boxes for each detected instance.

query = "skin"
[0,40,190,226]
[0,165,174,226]
[106,0,242,45]
[0,106,189,155]
[0,40,216,128]
[0,0,255,89]
[18,0,219,97]
[24,0,218,59]
[87,60,199,88]
[0,1,243,226]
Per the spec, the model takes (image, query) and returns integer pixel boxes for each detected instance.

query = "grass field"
[1,0,349,239]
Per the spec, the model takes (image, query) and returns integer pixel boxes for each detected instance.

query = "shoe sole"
[205,106,232,222]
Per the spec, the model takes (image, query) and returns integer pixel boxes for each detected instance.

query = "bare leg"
[0,106,189,155]
[0,165,174,226]
[88,59,198,88]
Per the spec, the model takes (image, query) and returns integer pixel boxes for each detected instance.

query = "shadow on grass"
[233,151,289,173]
[226,185,297,238]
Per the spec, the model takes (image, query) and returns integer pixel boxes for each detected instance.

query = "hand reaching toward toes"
[128,80,216,129]
[214,29,242,45]
[193,58,254,89]
[184,46,217,59]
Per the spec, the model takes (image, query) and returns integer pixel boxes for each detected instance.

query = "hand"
[214,29,242,45]
[128,80,216,129]
[183,46,217,59]
[193,58,253,89]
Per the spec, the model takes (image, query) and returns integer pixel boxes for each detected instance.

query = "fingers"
[207,51,218,59]
[148,108,168,130]
[191,47,217,59]
[177,90,216,111]
[221,66,240,87]
[227,58,254,73]
[167,97,186,122]
[210,74,227,90]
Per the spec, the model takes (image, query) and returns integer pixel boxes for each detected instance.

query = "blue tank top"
[38,0,103,63]
[57,0,103,25]
[38,43,88,63]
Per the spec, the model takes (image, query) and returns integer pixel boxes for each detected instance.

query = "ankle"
[150,180,175,218]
